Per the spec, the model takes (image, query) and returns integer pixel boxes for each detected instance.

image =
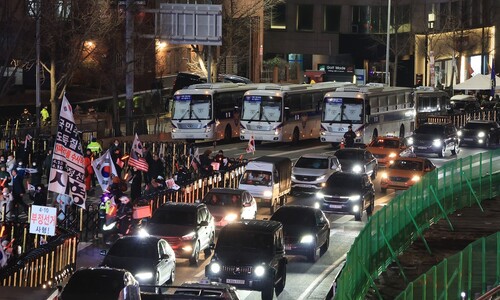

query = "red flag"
[246,136,255,154]
[116,157,124,169]
[128,134,149,172]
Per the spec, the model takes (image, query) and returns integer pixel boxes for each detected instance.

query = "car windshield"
[325,174,362,190]
[334,150,364,161]
[203,192,242,207]
[369,139,400,148]
[107,238,158,258]
[295,157,329,169]
[464,122,491,130]
[151,209,196,226]
[63,271,124,296]
[390,160,424,171]
[414,125,445,134]
[271,208,315,227]
[217,229,273,255]
[241,171,272,186]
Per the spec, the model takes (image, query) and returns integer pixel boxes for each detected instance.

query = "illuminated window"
[324,5,341,32]
[297,4,313,31]
[271,3,286,29]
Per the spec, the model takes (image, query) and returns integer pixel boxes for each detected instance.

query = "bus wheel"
[224,125,232,142]
[399,124,405,138]
[292,128,300,144]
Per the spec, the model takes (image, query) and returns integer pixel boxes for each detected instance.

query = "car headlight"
[316,175,326,181]
[224,213,238,222]
[210,263,221,274]
[407,137,413,145]
[300,235,314,244]
[263,190,273,198]
[411,175,421,182]
[457,130,462,137]
[313,202,320,209]
[138,228,149,237]
[291,175,296,180]
[349,195,361,201]
[135,272,153,280]
[254,265,265,277]
[388,152,397,158]
[182,231,196,241]
[432,139,442,147]
[352,165,363,173]
[316,192,324,199]
[172,128,177,133]
[478,131,485,138]
[381,172,388,179]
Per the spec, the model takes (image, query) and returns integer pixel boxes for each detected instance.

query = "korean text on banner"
[92,149,118,192]
[48,96,87,208]
[29,205,57,236]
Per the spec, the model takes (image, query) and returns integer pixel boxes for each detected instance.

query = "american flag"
[128,134,149,172]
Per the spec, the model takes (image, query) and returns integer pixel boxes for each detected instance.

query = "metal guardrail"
[396,232,500,300]
[334,149,500,299]
[427,109,499,128]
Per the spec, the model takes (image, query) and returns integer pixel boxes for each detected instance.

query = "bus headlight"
[205,126,212,133]
[172,128,177,133]
[241,129,246,134]
[210,263,221,274]
[263,190,273,198]
[254,265,266,277]
[477,131,485,138]
[432,139,442,147]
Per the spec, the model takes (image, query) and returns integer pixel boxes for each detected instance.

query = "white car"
[291,154,341,195]
[202,188,257,227]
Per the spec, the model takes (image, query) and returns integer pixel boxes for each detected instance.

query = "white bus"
[239,82,353,143]
[170,83,259,141]
[320,84,415,145]
[412,86,450,128]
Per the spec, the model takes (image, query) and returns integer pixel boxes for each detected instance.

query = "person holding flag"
[246,135,255,154]
[92,149,118,193]
[128,134,149,172]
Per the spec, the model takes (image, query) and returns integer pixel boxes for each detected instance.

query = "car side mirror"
[199,220,208,227]
[100,250,107,256]
[161,253,169,260]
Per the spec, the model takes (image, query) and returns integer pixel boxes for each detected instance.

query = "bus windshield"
[241,96,281,122]
[416,95,443,113]
[172,94,211,120]
[323,97,363,124]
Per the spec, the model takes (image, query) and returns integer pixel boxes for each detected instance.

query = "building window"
[57,0,71,19]
[352,6,369,33]
[297,4,313,31]
[324,5,341,32]
[271,3,286,29]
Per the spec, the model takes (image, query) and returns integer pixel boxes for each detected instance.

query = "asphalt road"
[75,139,496,300]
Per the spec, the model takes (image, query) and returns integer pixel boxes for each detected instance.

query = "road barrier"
[395,231,500,300]
[334,149,500,299]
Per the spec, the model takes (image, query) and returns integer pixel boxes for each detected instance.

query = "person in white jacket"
[0,187,13,221]
[5,155,15,186]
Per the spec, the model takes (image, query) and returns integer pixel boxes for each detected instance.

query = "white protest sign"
[29,205,57,236]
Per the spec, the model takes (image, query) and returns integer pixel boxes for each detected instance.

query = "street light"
[385,0,391,86]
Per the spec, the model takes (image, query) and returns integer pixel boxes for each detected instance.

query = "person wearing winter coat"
[29,184,47,206]
[0,187,13,221]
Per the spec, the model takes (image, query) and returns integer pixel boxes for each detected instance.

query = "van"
[449,95,480,113]
[239,156,291,214]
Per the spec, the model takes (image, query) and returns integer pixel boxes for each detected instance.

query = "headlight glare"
[182,231,196,240]
[381,172,388,179]
[300,235,314,244]
[135,272,153,280]
[352,165,363,173]
[457,130,462,136]
[210,263,221,274]
[316,192,324,199]
[254,265,265,277]
[316,175,326,181]
[411,175,421,182]
[224,213,238,222]
[263,190,273,198]
[407,137,413,145]
[388,152,397,158]
[349,195,361,201]
[432,139,442,147]
[291,175,296,180]
[478,131,485,138]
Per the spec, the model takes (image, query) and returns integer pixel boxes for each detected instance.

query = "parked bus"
[412,86,450,127]
[171,83,259,141]
[239,82,353,143]
[320,84,415,145]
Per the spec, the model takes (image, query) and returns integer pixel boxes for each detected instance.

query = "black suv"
[316,172,375,221]
[205,220,287,300]
[408,123,460,158]
[145,202,215,265]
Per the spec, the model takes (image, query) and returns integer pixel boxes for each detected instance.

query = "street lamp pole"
[35,0,41,133]
[385,0,391,86]
[125,0,135,136]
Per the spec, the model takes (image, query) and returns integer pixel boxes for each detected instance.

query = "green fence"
[334,149,500,299]
[395,231,500,300]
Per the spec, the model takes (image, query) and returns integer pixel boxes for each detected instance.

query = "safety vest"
[87,142,102,155]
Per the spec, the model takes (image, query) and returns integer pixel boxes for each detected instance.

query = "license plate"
[285,244,292,250]
[417,146,427,150]
[226,279,245,285]
[329,204,342,209]
[463,138,473,141]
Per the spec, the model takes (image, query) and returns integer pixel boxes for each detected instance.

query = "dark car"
[316,172,375,221]
[145,202,215,265]
[140,280,240,300]
[459,120,500,147]
[219,74,253,84]
[270,205,330,262]
[100,236,176,292]
[202,188,257,227]
[408,123,460,158]
[334,148,378,179]
[59,267,141,300]
[205,220,287,300]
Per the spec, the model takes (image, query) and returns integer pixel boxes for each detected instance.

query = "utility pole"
[35,0,41,134]
[125,0,135,135]
[385,0,391,86]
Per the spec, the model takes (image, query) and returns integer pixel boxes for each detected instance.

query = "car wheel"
[438,146,445,158]
[204,234,214,258]
[189,241,200,266]
[275,265,286,295]
[451,143,458,155]
[370,168,377,180]
[320,235,330,256]
[167,268,175,284]
[307,241,320,262]
[381,187,387,193]
[261,281,275,300]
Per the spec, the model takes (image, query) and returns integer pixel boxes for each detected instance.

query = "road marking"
[297,253,347,300]
[332,215,353,224]
[268,145,330,157]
